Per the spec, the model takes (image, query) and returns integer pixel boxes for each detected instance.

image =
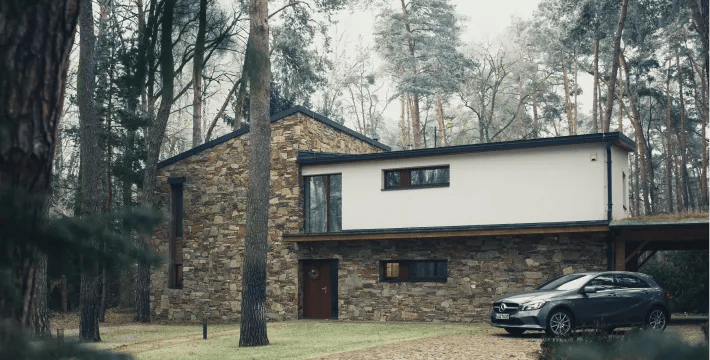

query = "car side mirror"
[582,286,597,294]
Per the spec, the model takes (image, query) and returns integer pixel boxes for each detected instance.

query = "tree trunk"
[617,65,624,132]
[603,0,629,133]
[592,38,599,133]
[561,56,574,135]
[399,0,423,149]
[677,56,689,211]
[436,95,447,146]
[192,0,207,147]
[0,1,78,325]
[239,0,270,348]
[29,254,50,338]
[664,60,673,213]
[573,55,578,134]
[136,0,176,323]
[205,78,242,142]
[699,63,709,210]
[620,53,651,214]
[78,0,103,342]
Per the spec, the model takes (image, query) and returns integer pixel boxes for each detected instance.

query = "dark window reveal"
[305,174,342,233]
[380,260,447,282]
[384,166,449,190]
[168,180,184,289]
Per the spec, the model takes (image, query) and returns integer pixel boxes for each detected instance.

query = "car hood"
[494,290,571,304]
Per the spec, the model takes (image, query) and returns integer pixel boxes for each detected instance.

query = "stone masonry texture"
[150,111,609,323]
[150,112,384,322]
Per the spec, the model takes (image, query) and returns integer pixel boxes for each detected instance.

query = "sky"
[333,0,543,48]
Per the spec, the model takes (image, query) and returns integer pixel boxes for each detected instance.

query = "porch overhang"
[283,221,610,242]
[609,217,709,271]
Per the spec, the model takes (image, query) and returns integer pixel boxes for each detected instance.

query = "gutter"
[606,139,613,270]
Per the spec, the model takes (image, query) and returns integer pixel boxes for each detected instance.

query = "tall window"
[384,166,449,190]
[168,178,184,289]
[305,174,342,233]
[380,260,447,282]
[622,171,627,210]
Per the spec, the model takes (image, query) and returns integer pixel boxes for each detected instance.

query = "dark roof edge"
[297,132,635,165]
[283,220,610,237]
[274,106,391,151]
[158,106,390,169]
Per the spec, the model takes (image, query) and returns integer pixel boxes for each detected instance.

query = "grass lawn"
[63,321,483,359]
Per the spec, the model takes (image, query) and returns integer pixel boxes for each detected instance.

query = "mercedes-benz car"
[490,271,671,336]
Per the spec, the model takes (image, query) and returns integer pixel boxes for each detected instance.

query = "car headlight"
[521,300,546,311]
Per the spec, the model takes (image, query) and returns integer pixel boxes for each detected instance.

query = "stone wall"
[299,233,609,322]
[150,112,384,322]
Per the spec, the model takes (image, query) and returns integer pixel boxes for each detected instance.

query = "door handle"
[322,287,327,293]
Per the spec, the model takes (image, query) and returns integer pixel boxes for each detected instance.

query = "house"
[150,106,639,323]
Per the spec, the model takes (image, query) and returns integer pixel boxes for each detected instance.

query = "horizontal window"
[380,260,447,283]
[384,166,449,190]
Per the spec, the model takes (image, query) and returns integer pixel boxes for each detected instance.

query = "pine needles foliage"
[0,185,164,358]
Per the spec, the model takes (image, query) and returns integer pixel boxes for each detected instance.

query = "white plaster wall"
[302,143,629,230]
[611,146,631,220]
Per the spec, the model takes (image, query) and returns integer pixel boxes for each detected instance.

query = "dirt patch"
[51,308,135,332]
[312,328,542,360]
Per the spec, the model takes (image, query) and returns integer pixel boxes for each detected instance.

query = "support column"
[614,238,626,271]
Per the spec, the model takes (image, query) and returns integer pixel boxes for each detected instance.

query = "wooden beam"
[284,225,610,243]
[615,229,708,242]
[625,239,650,264]
[637,250,658,270]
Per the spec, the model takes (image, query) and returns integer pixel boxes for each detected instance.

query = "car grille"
[493,302,519,314]
[492,317,525,325]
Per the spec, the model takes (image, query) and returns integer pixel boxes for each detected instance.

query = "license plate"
[495,313,510,320]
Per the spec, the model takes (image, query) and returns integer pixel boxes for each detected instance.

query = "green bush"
[538,330,709,360]
[640,251,709,313]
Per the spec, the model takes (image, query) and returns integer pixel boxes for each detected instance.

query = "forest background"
[26,0,708,343]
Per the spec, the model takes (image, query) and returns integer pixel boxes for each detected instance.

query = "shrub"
[538,330,709,360]
[640,251,709,313]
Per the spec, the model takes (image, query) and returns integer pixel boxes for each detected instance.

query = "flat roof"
[297,132,635,165]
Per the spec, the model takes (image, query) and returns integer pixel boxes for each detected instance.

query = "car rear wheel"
[645,307,667,331]
[546,309,573,337]
[504,327,526,336]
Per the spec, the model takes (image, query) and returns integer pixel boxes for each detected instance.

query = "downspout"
[606,139,614,270]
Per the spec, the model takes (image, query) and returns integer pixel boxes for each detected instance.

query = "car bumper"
[490,308,549,330]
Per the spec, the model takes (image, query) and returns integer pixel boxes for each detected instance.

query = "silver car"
[490,271,671,336]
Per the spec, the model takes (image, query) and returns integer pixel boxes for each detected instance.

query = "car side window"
[615,274,650,289]
[586,275,617,290]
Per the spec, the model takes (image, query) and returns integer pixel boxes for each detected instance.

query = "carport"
[610,217,709,271]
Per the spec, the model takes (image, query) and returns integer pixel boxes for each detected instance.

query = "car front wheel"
[546,309,573,337]
[645,308,667,331]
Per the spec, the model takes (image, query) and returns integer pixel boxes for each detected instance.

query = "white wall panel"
[302,143,631,230]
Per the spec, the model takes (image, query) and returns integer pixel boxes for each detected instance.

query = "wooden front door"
[303,259,336,319]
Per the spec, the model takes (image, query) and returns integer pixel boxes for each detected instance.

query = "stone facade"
[150,111,384,322]
[150,109,610,324]
[299,234,608,322]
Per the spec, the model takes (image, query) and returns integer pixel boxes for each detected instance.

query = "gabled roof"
[158,106,391,169]
[297,132,635,165]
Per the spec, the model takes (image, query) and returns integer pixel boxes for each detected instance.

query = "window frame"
[304,173,342,233]
[383,165,450,190]
[168,178,185,289]
[380,260,448,283]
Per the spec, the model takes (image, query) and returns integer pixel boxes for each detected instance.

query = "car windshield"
[535,274,595,291]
